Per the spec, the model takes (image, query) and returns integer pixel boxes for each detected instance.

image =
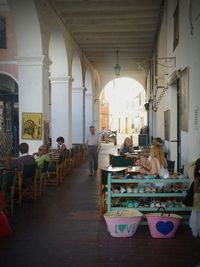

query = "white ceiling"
[49,0,163,72]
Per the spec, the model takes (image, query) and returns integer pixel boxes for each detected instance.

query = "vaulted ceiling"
[50,0,163,73]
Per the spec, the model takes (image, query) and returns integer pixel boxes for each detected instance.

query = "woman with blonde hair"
[119,137,134,154]
[140,144,169,178]
[150,144,169,177]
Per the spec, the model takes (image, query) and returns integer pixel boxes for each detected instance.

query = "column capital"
[94,98,100,104]
[85,93,93,97]
[67,75,74,83]
[49,75,69,84]
[83,87,87,93]
[72,87,86,93]
[15,55,52,67]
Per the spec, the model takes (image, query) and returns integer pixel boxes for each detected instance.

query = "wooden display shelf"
[111,192,186,197]
[110,178,189,183]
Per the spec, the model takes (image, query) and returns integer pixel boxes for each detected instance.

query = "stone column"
[16,55,51,154]
[93,98,100,133]
[85,92,93,138]
[72,87,86,144]
[67,76,73,148]
[50,75,72,148]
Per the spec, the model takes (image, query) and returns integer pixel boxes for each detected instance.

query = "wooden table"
[127,166,141,174]
[106,166,127,172]
[106,165,141,175]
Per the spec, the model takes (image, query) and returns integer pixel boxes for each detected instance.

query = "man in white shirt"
[87,125,100,176]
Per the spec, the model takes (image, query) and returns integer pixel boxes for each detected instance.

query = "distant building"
[100,91,109,130]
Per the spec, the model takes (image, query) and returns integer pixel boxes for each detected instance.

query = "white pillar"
[72,87,85,143]
[50,76,72,148]
[93,99,100,133]
[67,76,73,148]
[16,55,51,154]
[85,92,93,138]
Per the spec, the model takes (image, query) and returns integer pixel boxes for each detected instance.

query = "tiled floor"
[0,143,199,267]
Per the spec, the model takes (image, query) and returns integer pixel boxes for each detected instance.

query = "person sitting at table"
[153,137,167,158]
[119,137,134,154]
[140,144,169,178]
[139,148,150,168]
[56,136,67,161]
[33,145,49,177]
[6,142,35,170]
[6,142,36,187]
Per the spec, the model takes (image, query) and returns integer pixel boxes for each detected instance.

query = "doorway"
[0,74,19,156]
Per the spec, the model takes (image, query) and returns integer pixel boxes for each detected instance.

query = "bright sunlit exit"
[100,77,147,136]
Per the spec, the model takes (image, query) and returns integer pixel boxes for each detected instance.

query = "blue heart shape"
[156,221,174,235]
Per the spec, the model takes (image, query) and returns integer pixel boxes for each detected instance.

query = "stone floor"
[0,143,199,267]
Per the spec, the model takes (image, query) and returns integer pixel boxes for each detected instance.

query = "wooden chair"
[0,170,17,215]
[74,145,80,167]
[64,150,72,175]
[111,155,133,167]
[82,143,87,161]
[58,152,66,184]
[99,168,127,215]
[167,160,175,174]
[47,157,60,186]
[17,163,37,207]
[70,147,76,169]
[37,160,49,196]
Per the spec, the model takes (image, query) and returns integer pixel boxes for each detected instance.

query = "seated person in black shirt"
[6,142,35,187]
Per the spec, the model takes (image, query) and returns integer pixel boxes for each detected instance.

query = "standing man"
[87,125,100,176]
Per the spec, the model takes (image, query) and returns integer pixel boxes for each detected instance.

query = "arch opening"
[71,51,84,143]
[100,77,147,146]
[85,68,93,137]
[49,26,69,147]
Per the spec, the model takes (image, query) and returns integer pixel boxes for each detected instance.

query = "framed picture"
[164,109,170,141]
[180,67,189,132]
[22,112,42,140]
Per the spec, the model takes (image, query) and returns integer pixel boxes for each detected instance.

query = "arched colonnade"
[2,0,100,153]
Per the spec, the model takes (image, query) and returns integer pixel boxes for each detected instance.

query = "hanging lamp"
[114,50,121,78]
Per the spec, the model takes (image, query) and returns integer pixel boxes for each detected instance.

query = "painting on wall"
[22,113,42,140]
[164,109,170,141]
[180,67,189,132]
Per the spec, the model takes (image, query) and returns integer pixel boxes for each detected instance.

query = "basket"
[104,209,143,238]
[146,207,182,238]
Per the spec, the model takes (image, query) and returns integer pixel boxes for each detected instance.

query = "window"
[173,2,179,50]
[0,17,6,48]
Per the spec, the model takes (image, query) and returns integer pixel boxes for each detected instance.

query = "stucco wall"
[154,0,200,165]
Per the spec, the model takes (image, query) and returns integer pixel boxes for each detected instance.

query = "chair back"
[70,148,75,157]
[42,160,49,173]
[101,169,126,185]
[111,155,132,167]
[167,160,175,173]
[60,149,67,163]
[0,170,16,192]
[22,164,36,187]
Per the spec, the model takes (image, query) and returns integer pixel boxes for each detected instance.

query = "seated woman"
[34,145,49,175]
[139,148,150,168]
[140,144,169,178]
[119,137,134,154]
[153,137,167,158]
[56,136,67,162]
